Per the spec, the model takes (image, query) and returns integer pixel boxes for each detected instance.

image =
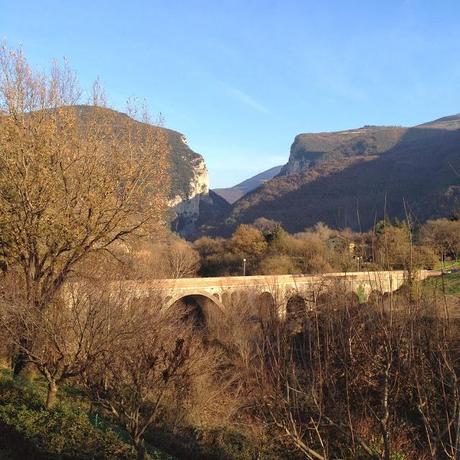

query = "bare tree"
[250,290,432,460]
[410,302,460,459]
[0,277,133,408]
[0,44,169,373]
[85,301,207,460]
[166,238,200,278]
[420,219,460,268]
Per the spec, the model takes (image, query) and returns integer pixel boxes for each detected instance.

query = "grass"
[423,272,460,296]
[434,259,460,271]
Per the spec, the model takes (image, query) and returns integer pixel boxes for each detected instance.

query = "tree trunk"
[135,438,146,460]
[46,380,58,409]
[13,351,28,376]
[381,363,391,460]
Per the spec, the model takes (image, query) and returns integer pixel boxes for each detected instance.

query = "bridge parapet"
[126,269,439,314]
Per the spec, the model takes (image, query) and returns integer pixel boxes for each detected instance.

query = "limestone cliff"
[168,136,209,236]
[166,131,229,237]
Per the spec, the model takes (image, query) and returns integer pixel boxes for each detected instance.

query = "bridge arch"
[286,294,308,333]
[166,290,224,309]
[231,290,250,306]
[286,294,308,320]
[166,291,225,328]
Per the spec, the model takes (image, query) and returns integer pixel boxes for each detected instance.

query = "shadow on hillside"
[209,126,460,235]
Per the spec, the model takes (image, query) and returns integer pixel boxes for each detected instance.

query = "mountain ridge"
[197,113,460,237]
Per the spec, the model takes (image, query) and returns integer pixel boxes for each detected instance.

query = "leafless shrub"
[84,298,218,460]
[244,287,460,460]
[0,276,134,408]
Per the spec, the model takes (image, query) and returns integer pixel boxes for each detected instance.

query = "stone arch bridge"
[128,270,438,320]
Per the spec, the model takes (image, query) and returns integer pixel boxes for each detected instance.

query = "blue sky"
[2,0,460,187]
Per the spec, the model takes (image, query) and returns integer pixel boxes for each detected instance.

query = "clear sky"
[2,0,460,188]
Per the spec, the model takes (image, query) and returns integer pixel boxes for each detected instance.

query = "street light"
[243,258,246,276]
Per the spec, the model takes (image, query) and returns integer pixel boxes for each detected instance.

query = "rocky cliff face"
[165,130,229,238]
[168,144,209,236]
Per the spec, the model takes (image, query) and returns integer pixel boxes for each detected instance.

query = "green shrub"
[0,375,134,459]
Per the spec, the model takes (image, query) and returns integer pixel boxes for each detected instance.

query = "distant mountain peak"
[213,165,283,204]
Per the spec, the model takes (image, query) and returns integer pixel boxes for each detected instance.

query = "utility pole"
[243,258,246,276]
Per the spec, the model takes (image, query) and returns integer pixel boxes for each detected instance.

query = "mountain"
[75,106,225,237]
[213,165,283,204]
[163,129,211,234]
[201,114,460,236]
[147,123,229,237]
[419,114,460,130]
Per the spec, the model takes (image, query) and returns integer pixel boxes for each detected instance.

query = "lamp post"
[243,258,246,276]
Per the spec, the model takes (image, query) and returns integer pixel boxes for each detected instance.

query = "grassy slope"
[424,272,460,296]
[0,370,174,460]
[434,260,460,270]
[420,270,460,320]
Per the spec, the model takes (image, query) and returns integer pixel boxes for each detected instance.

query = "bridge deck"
[146,270,439,290]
